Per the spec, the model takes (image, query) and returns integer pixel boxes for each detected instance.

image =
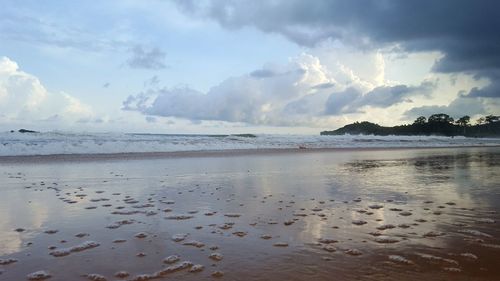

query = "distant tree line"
[320,113,500,137]
[412,114,499,126]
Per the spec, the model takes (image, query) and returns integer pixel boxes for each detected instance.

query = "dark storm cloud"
[461,70,500,98]
[353,81,435,108]
[175,0,500,92]
[403,97,488,120]
[324,87,361,115]
[467,83,500,98]
[323,81,434,115]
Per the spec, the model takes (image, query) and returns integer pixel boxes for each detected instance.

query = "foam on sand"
[443,267,462,273]
[374,236,400,244]
[165,214,194,220]
[423,231,445,237]
[322,245,336,252]
[0,258,18,265]
[345,249,362,256]
[114,271,130,278]
[163,255,180,264]
[211,271,224,278]
[352,220,367,225]
[417,253,458,265]
[458,229,492,237]
[318,238,338,244]
[27,270,51,280]
[189,264,205,273]
[85,273,107,281]
[106,219,134,229]
[171,233,188,242]
[49,241,99,257]
[388,255,414,265]
[376,224,395,230]
[460,253,478,260]
[182,240,205,248]
[209,253,223,261]
[160,261,194,274]
[224,213,242,218]
[477,218,495,224]
[134,232,148,238]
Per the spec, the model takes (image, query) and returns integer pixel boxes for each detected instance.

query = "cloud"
[249,69,277,78]
[123,53,437,126]
[353,81,435,108]
[127,45,167,70]
[322,81,435,116]
[0,12,127,52]
[174,0,500,91]
[145,116,157,123]
[461,70,500,98]
[311,82,335,90]
[403,97,489,120]
[324,87,361,115]
[123,54,340,125]
[144,75,161,88]
[0,56,93,126]
[466,83,500,98]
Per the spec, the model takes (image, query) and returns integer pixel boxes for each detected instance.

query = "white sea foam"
[49,241,99,257]
[27,270,51,280]
[0,258,17,265]
[1,132,498,156]
[209,253,223,261]
[458,229,492,238]
[183,240,205,248]
[189,264,204,273]
[85,273,107,281]
[389,255,413,264]
[163,255,180,264]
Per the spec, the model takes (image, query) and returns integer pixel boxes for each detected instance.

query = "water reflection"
[0,147,499,280]
[0,190,50,256]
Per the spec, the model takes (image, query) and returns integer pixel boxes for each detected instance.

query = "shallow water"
[0,147,499,280]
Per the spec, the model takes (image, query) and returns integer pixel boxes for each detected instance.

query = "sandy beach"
[1,146,500,281]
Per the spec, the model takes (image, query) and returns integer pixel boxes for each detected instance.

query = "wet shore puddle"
[0,147,499,280]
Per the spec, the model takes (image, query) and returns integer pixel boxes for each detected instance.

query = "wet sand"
[1,147,499,280]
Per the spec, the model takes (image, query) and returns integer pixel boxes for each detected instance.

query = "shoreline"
[1,144,499,163]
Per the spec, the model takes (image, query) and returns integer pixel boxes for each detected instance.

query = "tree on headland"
[428,113,454,124]
[413,116,426,125]
[455,115,470,135]
[321,113,500,137]
[485,115,499,124]
[455,116,470,127]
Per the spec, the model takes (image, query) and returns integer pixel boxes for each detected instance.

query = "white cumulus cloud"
[0,56,93,128]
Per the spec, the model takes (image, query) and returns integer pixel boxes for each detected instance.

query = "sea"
[1,131,499,156]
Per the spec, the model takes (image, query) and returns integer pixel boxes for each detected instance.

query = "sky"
[0,0,499,134]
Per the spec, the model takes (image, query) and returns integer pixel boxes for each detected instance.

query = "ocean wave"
[0,131,499,156]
